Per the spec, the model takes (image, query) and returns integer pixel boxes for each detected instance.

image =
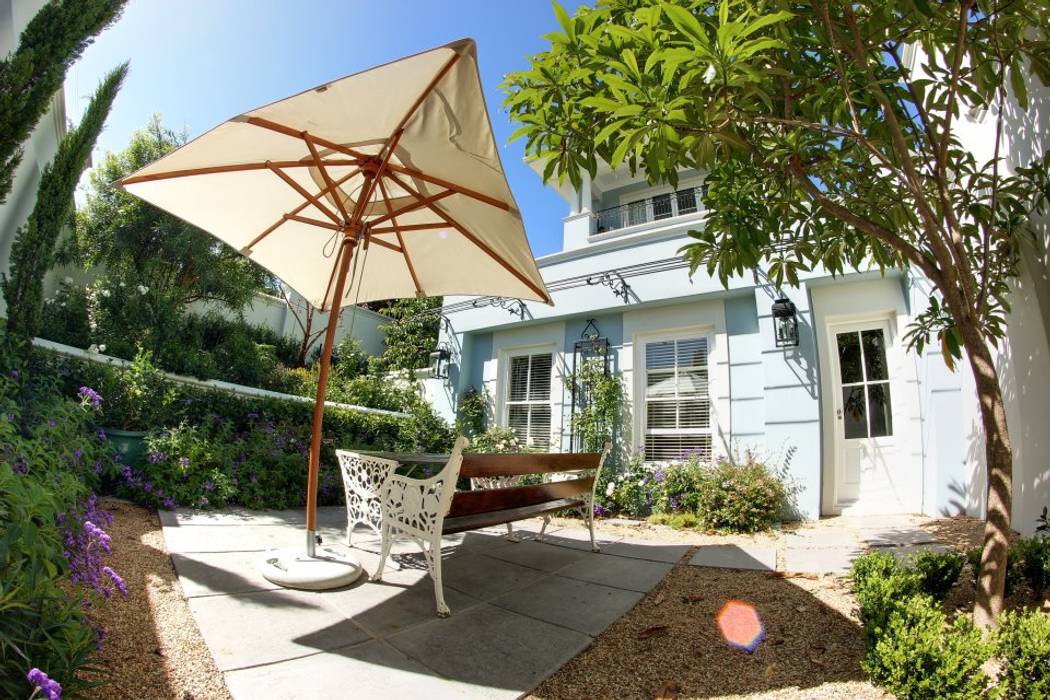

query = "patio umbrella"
[119,39,551,587]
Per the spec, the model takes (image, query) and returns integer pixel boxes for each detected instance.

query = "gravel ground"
[82,499,231,700]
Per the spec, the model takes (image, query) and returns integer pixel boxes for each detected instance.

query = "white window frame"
[633,327,718,464]
[497,343,558,450]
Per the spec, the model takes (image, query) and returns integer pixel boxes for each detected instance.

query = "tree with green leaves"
[372,297,443,372]
[2,63,127,341]
[62,116,269,352]
[505,0,1050,628]
[0,0,126,204]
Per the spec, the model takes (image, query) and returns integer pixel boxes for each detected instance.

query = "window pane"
[867,383,893,437]
[678,400,710,429]
[676,188,697,215]
[645,370,676,398]
[529,405,551,448]
[677,338,708,368]
[645,341,676,370]
[677,368,709,397]
[842,386,868,439]
[861,330,889,381]
[652,193,673,220]
[836,332,863,384]
[507,404,529,443]
[646,401,677,429]
[509,357,529,402]
[528,354,552,401]
[645,434,711,462]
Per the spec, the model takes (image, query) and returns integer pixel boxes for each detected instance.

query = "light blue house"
[424,151,1050,530]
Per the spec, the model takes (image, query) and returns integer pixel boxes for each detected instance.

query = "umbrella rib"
[368,189,454,227]
[266,162,341,225]
[377,176,423,296]
[386,171,551,303]
[120,159,359,186]
[386,163,513,213]
[364,236,403,254]
[393,52,461,136]
[287,214,342,231]
[245,116,371,161]
[369,223,446,234]
[241,167,361,253]
[306,137,351,223]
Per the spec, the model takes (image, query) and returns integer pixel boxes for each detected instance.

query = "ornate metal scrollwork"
[586,271,632,304]
[469,296,528,319]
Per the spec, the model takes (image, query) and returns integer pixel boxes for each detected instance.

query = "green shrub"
[604,454,656,517]
[652,461,705,514]
[467,425,524,453]
[996,609,1050,699]
[968,544,1025,596]
[863,595,993,700]
[693,457,788,533]
[1013,536,1050,594]
[850,551,923,642]
[911,549,965,600]
[667,512,700,529]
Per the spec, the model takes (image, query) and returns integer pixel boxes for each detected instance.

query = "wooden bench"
[373,437,610,616]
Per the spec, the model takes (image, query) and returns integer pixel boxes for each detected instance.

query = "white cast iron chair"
[373,436,468,617]
[335,450,398,546]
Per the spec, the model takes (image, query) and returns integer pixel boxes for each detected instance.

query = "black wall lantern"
[429,345,452,379]
[771,297,799,348]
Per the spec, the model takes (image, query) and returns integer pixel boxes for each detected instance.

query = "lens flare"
[716,600,765,653]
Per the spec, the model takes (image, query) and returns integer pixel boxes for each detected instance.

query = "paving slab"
[388,603,592,695]
[492,575,643,637]
[597,540,693,564]
[482,540,589,572]
[784,528,859,548]
[689,544,777,571]
[162,506,345,529]
[858,528,939,547]
[556,553,673,593]
[163,524,304,553]
[171,551,283,598]
[223,640,494,700]
[783,546,865,574]
[441,552,549,601]
[188,588,369,671]
[323,577,483,637]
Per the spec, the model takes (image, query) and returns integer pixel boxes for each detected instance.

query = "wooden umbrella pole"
[304,224,359,556]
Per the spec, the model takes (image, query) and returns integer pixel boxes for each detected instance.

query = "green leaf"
[661,3,709,47]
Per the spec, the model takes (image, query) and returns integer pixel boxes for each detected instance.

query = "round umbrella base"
[259,547,364,591]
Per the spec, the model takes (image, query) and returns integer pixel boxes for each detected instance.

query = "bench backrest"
[448,448,608,519]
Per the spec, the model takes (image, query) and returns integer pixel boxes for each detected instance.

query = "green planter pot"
[105,428,149,467]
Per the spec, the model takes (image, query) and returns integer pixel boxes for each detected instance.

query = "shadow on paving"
[533,565,874,700]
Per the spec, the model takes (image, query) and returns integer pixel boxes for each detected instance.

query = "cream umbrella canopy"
[119,39,551,583]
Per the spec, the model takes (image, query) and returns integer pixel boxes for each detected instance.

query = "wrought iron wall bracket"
[470,296,527,319]
[586,271,632,304]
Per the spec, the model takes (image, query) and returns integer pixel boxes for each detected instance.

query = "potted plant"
[99,346,165,466]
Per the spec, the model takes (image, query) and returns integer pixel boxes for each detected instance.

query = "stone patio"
[160,507,680,699]
[161,509,946,699]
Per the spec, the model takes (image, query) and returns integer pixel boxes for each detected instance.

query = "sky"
[65,0,588,258]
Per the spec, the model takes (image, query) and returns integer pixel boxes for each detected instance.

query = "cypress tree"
[2,63,128,340]
[0,0,126,204]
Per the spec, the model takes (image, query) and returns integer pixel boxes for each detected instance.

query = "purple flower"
[178,456,190,468]
[77,386,103,409]
[102,566,127,597]
[47,417,57,429]
[97,428,107,442]
[10,369,19,379]
[73,448,83,461]
[204,479,215,492]
[147,451,166,464]
[162,497,176,509]
[198,496,209,507]
[26,668,62,700]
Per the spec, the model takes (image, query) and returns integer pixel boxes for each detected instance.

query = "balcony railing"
[593,185,706,235]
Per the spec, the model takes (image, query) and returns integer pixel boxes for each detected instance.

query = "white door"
[827,320,907,513]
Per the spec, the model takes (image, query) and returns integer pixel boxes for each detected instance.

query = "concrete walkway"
[688,514,945,574]
[161,507,691,699]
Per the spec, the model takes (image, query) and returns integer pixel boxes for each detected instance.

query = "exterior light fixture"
[771,297,799,348]
[429,345,452,379]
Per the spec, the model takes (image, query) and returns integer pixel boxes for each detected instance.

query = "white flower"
[63,276,73,285]
[703,64,716,83]
[605,482,615,497]
[59,302,66,307]
[101,289,111,298]
[98,344,106,352]
[88,344,99,354]
[137,285,149,295]
[119,281,125,287]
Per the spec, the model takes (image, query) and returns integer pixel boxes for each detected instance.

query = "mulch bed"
[81,499,230,700]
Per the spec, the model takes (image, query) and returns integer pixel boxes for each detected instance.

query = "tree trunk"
[958,324,1013,630]
[296,309,314,367]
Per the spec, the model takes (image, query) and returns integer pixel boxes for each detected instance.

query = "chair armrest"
[379,437,468,539]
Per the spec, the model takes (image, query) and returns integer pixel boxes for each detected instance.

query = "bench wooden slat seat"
[443,497,586,534]
[373,437,610,617]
